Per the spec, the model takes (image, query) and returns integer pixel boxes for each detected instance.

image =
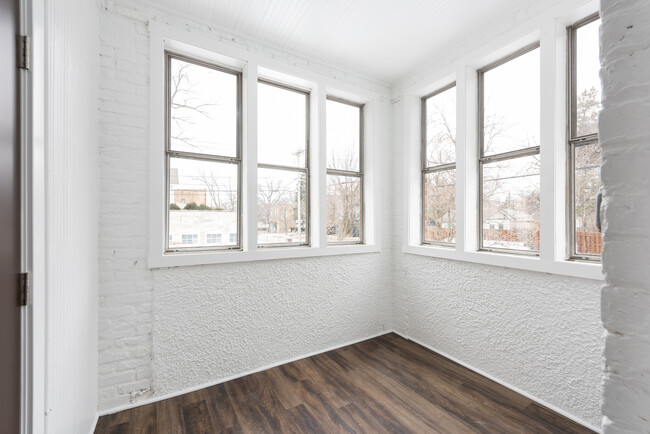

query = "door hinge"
[17,35,30,70]
[20,272,31,306]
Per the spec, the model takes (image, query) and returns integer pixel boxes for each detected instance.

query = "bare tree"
[169,62,218,150]
[258,178,289,236]
[192,169,236,211]
[574,86,601,234]
[327,146,361,241]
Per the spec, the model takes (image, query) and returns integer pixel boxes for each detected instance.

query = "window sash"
[567,13,602,262]
[478,151,540,255]
[326,172,363,245]
[326,97,364,245]
[257,79,311,247]
[477,44,541,255]
[421,88,457,247]
[164,52,243,252]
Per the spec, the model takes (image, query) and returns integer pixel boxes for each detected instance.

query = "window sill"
[402,244,602,281]
[149,244,380,268]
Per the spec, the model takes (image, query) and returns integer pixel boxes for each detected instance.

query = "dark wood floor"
[96,333,594,433]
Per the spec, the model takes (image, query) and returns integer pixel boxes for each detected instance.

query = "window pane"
[257,168,307,245]
[327,175,361,243]
[482,47,540,156]
[574,143,602,255]
[575,19,601,137]
[424,87,456,167]
[258,82,307,167]
[482,155,540,251]
[169,157,238,249]
[327,100,360,171]
[424,169,455,243]
[169,58,238,157]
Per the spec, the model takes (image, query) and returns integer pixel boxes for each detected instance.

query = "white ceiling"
[146,0,558,85]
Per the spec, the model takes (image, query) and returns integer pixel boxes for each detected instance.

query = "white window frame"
[477,43,541,256]
[148,22,381,268]
[401,1,602,281]
[326,96,365,245]
[567,13,602,262]
[257,79,311,248]
[421,82,456,247]
[165,51,243,252]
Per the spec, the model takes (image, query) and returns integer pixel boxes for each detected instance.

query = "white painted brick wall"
[600,0,650,432]
[98,6,155,409]
[98,0,393,412]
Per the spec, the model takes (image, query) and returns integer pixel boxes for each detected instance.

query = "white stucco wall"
[97,0,393,412]
[600,0,650,432]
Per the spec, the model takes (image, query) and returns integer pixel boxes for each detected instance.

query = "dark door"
[0,0,22,432]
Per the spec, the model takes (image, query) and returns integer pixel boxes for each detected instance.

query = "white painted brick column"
[600,0,650,432]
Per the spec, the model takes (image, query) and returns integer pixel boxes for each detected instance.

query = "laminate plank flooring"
[95,333,595,433]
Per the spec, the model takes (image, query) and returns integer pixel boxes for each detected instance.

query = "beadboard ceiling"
[144,0,558,85]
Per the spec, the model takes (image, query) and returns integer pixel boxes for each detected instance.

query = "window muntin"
[257,80,310,247]
[568,15,602,260]
[206,233,221,244]
[181,234,198,245]
[166,53,242,252]
[326,98,363,244]
[479,44,541,255]
[422,84,456,245]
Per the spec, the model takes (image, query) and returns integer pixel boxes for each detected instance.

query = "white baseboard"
[391,331,601,433]
[88,413,99,434]
[97,330,392,417]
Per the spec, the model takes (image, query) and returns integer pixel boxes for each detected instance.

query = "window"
[422,83,456,245]
[165,53,241,251]
[478,44,541,255]
[181,234,198,245]
[568,14,602,261]
[257,80,309,247]
[326,98,363,244]
[206,233,221,244]
[150,28,380,268]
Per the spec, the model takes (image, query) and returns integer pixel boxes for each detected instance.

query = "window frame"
[326,96,365,245]
[477,42,541,257]
[566,13,602,262]
[164,51,243,253]
[256,78,311,248]
[420,82,457,247]
[148,24,381,268]
[400,7,603,281]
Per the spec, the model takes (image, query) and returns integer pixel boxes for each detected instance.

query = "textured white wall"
[44,0,99,432]
[600,0,650,432]
[389,1,603,428]
[97,0,393,411]
[392,252,601,427]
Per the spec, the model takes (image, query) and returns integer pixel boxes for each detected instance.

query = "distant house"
[171,189,207,207]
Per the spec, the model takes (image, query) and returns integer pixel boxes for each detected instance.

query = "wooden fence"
[425,227,602,255]
[482,228,540,250]
[576,231,603,255]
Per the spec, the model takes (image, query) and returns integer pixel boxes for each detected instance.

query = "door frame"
[19,0,45,432]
